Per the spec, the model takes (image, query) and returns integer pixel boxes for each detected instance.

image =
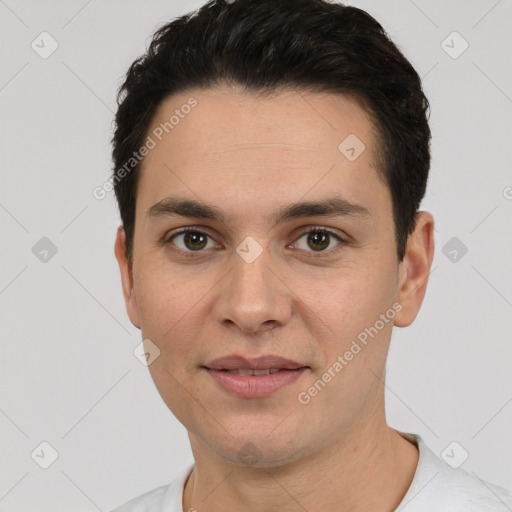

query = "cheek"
[134,272,172,333]
[298,263,397,371]
[133,263,215,363]
[134,268,206,423]
[134,257,198,326]
[303,263,395,330]
[295,273,396,427]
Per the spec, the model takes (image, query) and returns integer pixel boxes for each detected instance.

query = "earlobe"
[114,226,141,329]
[394,211,435,328]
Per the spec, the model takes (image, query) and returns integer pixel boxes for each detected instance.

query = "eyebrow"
[146,195,371,228]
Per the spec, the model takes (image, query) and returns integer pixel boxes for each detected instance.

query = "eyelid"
[295,225,346,241]
[163,225,216,243]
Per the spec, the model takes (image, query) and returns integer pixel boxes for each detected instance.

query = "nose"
[213,242,293,337]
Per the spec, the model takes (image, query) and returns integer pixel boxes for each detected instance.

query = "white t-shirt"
[110,432,512,511]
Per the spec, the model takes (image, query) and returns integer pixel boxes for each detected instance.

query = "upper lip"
[204,354,307,371]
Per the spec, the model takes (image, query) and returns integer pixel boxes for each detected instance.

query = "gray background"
[1,0,511,510]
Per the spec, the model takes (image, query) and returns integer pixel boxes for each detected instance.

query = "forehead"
[136,86,389,225]
[145,85,377,157]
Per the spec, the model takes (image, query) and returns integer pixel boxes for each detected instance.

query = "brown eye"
[169,229,214,252]
[294,228,344,254]
[307,231,330,251]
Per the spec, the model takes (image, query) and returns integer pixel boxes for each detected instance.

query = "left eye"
[294,228,344,253]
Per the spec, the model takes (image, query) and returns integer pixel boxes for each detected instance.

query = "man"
[110,0,512,510]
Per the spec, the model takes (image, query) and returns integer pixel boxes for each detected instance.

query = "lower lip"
[204,368,308,398]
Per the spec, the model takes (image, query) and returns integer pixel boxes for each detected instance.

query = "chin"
[217,443,304,469]
[209,427,311,469]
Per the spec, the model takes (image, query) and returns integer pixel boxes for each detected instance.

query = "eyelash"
[163,226,346,259]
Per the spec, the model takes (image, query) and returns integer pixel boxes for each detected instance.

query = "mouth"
[204,353,307,371]
[202,355,309,398]
[210,368,300,376]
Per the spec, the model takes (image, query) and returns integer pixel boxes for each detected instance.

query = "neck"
[182,423,419,512]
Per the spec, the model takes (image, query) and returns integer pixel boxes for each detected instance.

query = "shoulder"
[397,433,512,511]
[110,464,194,512]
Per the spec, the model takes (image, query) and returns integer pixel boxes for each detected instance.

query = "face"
[115,85,434,467]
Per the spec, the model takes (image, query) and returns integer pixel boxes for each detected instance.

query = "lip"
[203,354,309,398]
[204,354,305,371]
[204,367,308,398]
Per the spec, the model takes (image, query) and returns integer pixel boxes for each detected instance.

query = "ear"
[114,226,141,329]
[394,211,435,327]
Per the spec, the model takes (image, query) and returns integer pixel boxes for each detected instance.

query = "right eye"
[166,228,219,255]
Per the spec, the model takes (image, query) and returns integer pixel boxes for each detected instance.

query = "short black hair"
[111,0,431,264]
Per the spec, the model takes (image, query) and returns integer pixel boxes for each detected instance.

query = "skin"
[115,85,435,511]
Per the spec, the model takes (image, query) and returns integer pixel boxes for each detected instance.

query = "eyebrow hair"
[146,195,371,227]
